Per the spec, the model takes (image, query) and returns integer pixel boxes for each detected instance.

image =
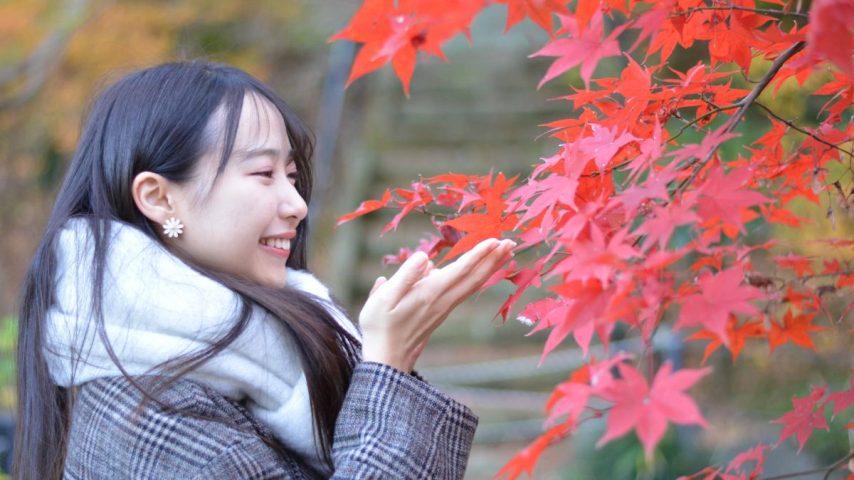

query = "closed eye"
[253,171,275,178]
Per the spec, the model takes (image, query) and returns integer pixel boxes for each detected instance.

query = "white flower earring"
[162,217,184,238]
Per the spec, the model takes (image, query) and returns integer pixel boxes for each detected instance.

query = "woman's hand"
[359,238,515,372]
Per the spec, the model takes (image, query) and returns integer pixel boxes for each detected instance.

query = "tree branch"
[755,102,854,159]
[675,41,806,193]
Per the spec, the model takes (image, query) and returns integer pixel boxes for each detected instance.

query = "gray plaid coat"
[63,362,478,479]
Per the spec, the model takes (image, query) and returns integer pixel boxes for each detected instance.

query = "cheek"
[209,181,273,221]
[184,183,274,257]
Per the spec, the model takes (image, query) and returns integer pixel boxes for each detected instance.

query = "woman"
[13,62,514,479]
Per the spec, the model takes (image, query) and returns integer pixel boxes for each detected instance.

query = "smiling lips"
[260,236,291,258]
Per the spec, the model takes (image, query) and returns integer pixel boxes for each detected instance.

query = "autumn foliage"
[332,0,854,477]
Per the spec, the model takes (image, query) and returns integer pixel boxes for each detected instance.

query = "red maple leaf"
[768,309,825,352]
[510,173,580,226]
[495,421,573,479]
[635,199,700,251]
[531,11,627,88]
[526,279,618,360]
[648,4,715,64]
[708,9,770,72]
[612,163,674,216]
[725,443,768,476]
[760,203,807,227]
[794,0,854,78]
[783,286,821,311]
[773,253,815,277]
[577,124,638,171]
[330,0,485,95]
[687,165,772,234]
[505,265,544,315]
[838,273,854,288]
[622,120,666,178]
[545,354,633,426]
[550,225,639,287]
[597,361,711,459]
[671,127,739,165]
[494,0,570,33]
[822,259,843,274]
[676,266,764,343]
[337,189,392,225]
[456,171,518,212]
[441,211,517,261]
[825,377,854,417]
[772,386,829,452]
[425,172,476,187]
[545,374,591,426]
[628,2,671,53]
[381,182,434,234]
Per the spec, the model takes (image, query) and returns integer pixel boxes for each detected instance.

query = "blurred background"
[0,1,850,478]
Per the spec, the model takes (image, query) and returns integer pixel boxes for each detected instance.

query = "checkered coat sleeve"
[63,362,478,479]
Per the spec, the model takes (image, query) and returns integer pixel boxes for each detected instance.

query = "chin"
[262,272,287,289]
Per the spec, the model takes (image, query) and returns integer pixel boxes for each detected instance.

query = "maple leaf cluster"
[683,378,854,479]
[333,0,854,477]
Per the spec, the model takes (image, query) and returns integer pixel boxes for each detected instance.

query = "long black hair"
[13,61,360,479]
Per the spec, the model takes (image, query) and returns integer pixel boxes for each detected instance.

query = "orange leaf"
[769,310,825,352]
[495,421,573,479]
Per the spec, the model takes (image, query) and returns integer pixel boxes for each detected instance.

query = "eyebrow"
[234,147,295,164]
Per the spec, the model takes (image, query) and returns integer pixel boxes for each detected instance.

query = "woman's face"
[171,92,307,288]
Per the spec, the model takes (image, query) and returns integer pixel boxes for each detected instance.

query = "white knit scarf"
[44,218,360,475]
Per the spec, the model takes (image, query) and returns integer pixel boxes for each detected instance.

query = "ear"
[132,171,180,225]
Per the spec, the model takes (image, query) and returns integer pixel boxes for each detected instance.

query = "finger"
[376,251,430,307]
[430,238,501,289]
[369,276,387,296]
[443,239,515,301]
[436,238,512,290]
[406,240,504,308]
[397,240,510,317]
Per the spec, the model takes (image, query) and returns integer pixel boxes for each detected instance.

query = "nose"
[278,179,308,222]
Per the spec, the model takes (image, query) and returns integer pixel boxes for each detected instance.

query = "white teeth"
[261,238,290,250]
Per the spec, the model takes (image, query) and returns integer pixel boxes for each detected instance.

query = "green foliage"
[567,427,711,479]
[0,316,16,411]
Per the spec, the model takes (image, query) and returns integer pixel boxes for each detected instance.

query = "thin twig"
[677,5,809,19]
[755,102,854,158]
[581,159,633,178]
[788,269,854,281]
[671,103,741,141]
